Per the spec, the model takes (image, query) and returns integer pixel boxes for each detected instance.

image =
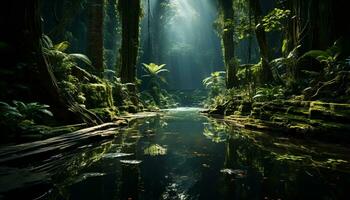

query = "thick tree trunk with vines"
[88,0,104,76]
[0,1,102,125]
[118,0,141,85]
[219,0,238,89]
[249,0,273,84]
[285,0,341,54]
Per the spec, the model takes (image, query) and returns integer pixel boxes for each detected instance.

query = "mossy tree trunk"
[118,0,141,84]
[88,0,104,76]
[249,0,273,84]
[219,0,238,89]
[104,0,119,71]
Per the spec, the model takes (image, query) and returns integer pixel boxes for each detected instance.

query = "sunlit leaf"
[54,41,70,52]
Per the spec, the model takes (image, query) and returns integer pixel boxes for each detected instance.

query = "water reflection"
[37,108,350,200]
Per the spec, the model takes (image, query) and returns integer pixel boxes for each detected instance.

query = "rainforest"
[0,0,350,199]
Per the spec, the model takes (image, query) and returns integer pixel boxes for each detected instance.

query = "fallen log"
[0,122,124,166]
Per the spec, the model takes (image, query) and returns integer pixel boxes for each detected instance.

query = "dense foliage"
[0,0,349,144]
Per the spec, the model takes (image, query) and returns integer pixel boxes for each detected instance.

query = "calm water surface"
[41,108,350,200]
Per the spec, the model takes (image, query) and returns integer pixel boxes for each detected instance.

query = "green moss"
[82,82,113,109]
[118,105,139,113]
[288,123,313,134]
[309,101,350,123]
[90,107,118,122]
[144,144,167,156]
[238,101,252,115]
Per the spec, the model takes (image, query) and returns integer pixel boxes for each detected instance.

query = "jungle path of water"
[2,108,350,200]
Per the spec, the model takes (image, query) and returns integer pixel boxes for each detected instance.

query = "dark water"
[36,108,350,199]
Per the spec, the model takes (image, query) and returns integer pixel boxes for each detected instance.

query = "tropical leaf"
[301,50,330,60]
[13,100,27,112]
[39,109,53,117]
[54,41,70,52]
[159,76,167,84]
[0,102,22,119]
[142,63,169,83]
[69,53,92,66]
[156,69,170,74]
[42,35,53,48]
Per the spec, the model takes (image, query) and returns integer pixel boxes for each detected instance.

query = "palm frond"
[54,41,70,52]
[69,53,92,66]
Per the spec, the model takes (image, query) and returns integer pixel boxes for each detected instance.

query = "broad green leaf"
[54,41,70,52]
[69,54,92,66]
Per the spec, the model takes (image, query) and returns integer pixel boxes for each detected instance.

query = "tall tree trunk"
[285,0,338,54]
[118,0,141,84]
[104,0,119,70]
[219,0,238,89]
[48,0,83,41]
[152,0,164,63]
[147,0,153,62]
[248,0,253,63]
[88,0,104,76]
[249,0,273,84]
[0,0,102,125]
[284,0,339,85]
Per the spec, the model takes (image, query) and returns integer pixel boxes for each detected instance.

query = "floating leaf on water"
[81,173,106,179]
[144,129,155,134]
[160,121,168,127]
[275,154,306,161]
[325,159,349,166]
[73,172,106,184]
[193,152,207,157]
[144,144,167,156]
[103,153,134,159]
[220,169,247,178]
[202,164,210,168]
[120,160,142,164]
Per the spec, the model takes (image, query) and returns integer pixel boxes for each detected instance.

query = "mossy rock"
[238,101,252,115]
[82,83,113,109]
[209,104,226,115]
[90,107,118,122]
[285,106,309,117]
[284,100,311,108]
[127,105,138,113]
[288,123,314,134]
[309,101,350,123]
[118,105,139,113]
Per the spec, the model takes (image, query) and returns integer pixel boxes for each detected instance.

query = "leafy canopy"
[262,8,291,32]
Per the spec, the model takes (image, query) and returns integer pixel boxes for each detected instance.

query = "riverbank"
[0,111,160,163]
[0,111,160,197]
[1,108,349,199]
[204,100,350,143]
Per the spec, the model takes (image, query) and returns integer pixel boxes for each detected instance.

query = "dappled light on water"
[38,109,350,200]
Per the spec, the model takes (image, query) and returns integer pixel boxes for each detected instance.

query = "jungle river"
[2,108,350,200]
